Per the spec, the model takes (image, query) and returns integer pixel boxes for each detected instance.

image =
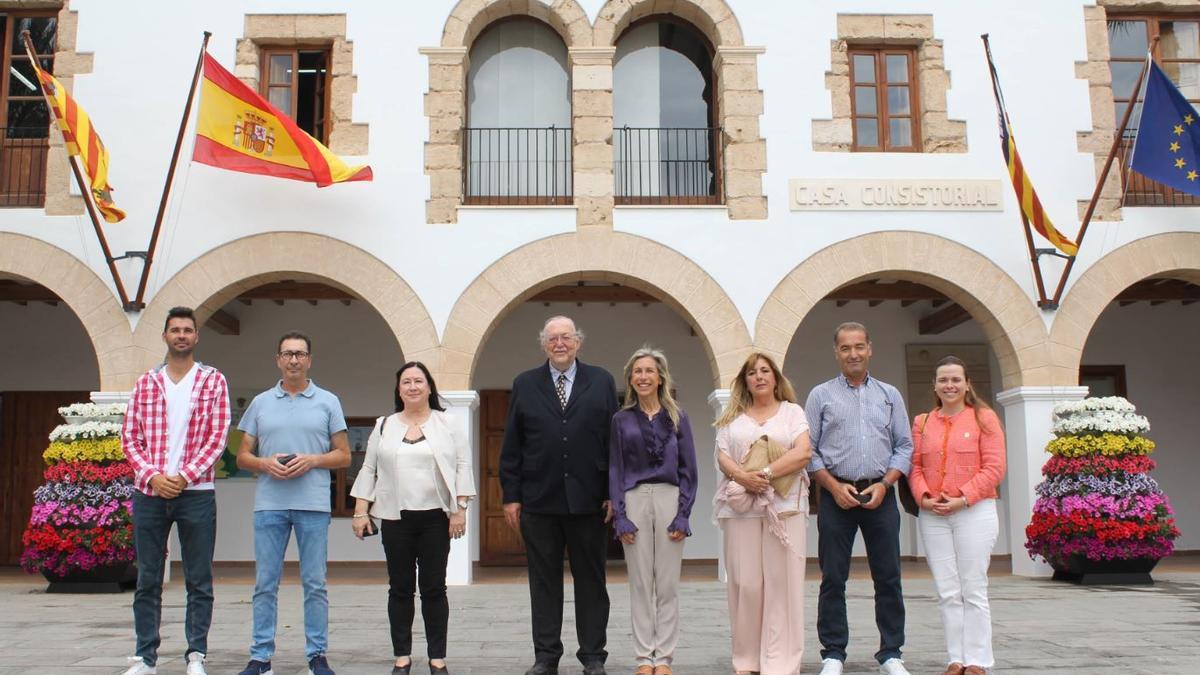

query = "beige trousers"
[622,483,686,667]
[723,514,807,675]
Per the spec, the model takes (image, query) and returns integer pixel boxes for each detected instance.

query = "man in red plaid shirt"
[120,306,230,675]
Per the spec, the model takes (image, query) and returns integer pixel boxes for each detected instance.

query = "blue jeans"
[131,490,217,667]
[816,485,905,664]
[251,509,331,661]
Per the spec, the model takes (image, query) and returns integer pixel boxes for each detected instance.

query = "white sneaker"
[186,651,208,675]
[879,658,911,675]
[120,657,156,675]
[819,658,844,675]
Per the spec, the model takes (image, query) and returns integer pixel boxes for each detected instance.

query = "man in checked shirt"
[806,322,914,675]
[120,306,231,675]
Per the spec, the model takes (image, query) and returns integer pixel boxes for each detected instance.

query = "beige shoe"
[634,666,653,675]
[942,665,965,675]
[653,667,673,675]
[964,667,987,675]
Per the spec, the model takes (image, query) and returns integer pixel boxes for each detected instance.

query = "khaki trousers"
[723,514,807,675]
[622,483,686,667]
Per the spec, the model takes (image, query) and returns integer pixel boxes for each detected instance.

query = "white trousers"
[722,514,807,675]
[918,498,999,668]
[622,483,686,667]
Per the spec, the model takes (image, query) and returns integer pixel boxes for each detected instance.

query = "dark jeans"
[382,510,451,659]
[520,510,609,667]
[817,485,905,664]
[131,490,217,667]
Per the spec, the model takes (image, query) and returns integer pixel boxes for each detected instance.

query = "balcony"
[462,126,572,205]
[0,128,48,208]
[615,127,722,205]
[1117,136,1200,207]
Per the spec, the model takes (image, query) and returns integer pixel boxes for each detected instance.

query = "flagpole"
[1050,39,1158,306]
[133,31,212,309]
[21,31,134,309]
[981,34,1052,307]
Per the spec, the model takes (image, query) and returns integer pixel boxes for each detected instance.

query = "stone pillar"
[569,47,616,230]
[714,46,768,220]
[441,390,480,585]
[708,388,731,581]
[419,47,469,224]
[996,385,1088,577]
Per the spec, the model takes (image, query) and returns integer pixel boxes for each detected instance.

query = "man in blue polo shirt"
[234,331,350,675]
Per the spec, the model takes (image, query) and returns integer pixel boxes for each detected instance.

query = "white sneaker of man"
[120,657,156,675]
[879,657,911,675]
[819,658,844,675]
[186,651,208,675]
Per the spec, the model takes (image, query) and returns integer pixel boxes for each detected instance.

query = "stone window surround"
[235,14,368,157]
[1074,1,1198,222]
[813,14,966,154]
[423,0,767,225]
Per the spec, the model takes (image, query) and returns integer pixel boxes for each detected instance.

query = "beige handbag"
[740,434,799,498]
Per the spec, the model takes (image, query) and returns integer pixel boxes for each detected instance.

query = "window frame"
[848,46,922,153]
[0,11,57,131]
[259,46,331,144]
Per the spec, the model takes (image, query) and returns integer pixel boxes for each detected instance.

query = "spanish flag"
[31,61,126,222]
[192,53,371,186]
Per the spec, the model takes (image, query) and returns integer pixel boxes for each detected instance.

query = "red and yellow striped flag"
[31,62,125,223]
[192,53,371,186]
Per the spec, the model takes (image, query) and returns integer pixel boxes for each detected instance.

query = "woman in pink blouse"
[713,352,811,675]
[909,356,1006,675]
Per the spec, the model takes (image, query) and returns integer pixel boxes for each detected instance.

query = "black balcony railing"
[0,128,49,207]
[462,126,572,205]
[615,126,722,205]
[1117,135,1200,207]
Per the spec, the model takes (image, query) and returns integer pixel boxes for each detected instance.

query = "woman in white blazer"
[350,361,475,675]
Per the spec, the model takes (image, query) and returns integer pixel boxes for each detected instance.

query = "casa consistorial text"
[789,179,1004,211]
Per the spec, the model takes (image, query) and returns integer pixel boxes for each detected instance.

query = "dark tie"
[555,373,568,409]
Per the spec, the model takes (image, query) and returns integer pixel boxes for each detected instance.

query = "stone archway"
[1049,232,1200,386]
[593,0,743,47]
[132,232,438,376]
[441,0,593,49]
[754,231,1050,389]
[439,230,752,390]
[0,233,129,388]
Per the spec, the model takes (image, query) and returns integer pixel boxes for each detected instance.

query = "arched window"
[466,18,571,203]
[614,19,718,204]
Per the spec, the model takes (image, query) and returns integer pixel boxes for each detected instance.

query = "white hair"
[537,315,585,347]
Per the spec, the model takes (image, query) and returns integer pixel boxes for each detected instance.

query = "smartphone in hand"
[855,492,872,504]
[362,519,379,537]
[277,454,296,465]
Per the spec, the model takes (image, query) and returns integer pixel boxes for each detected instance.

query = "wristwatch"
[760,466,774,480]
[880,477,895,489]
[456,499,469,510]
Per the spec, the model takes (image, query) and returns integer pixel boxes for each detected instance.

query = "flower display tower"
[20,402,136,593]
[1026,397,1179,585]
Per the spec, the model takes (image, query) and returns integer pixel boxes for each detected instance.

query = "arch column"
[570,47,617,230]
[442,390,480,585]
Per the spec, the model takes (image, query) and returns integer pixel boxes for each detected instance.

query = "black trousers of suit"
[520,510,610,666]
[381,510,451,659]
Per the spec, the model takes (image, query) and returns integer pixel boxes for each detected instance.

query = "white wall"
[472,301,723,559]
[1082,302,1200,551]
[0,302,99,391]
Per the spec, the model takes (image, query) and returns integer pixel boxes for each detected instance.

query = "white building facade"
[1,0,1196,583]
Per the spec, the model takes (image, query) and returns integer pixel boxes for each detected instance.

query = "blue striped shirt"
[805,373,913,480]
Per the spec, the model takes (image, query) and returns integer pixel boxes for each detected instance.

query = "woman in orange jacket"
[909,356,1006,675]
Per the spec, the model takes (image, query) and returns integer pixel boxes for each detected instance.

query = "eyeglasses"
[546,334,578,345]
[278,350,310,360]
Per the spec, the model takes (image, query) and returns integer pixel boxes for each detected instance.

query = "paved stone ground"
[2,567,1198,675]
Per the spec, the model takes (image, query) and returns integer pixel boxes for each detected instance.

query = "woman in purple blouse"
[609,346,698,675]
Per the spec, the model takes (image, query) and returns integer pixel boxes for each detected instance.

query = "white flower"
[58,402,127,419]
[1053,397,1137,417]
[1052,409,1150,436]
[49,421,124,442]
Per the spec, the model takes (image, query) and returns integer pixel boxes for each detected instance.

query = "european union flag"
[1130,61,1200,197]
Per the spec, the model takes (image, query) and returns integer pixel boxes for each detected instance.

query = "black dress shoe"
[581,663,606,675]
[429,662,449,674]
[524,664,558,675]
[391,664,411,675]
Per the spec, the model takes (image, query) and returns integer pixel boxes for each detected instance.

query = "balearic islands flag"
[192,53,371,186]
[31,61,126,222]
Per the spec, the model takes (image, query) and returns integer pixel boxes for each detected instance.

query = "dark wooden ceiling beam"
[528,285,658,304]
[238,281,356,301]
[0,281,59,303]
[827,280,949,302]
[204,309,240,336]
[919,303,972,335]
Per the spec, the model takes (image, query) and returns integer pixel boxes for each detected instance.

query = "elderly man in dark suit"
[501,315,619,675]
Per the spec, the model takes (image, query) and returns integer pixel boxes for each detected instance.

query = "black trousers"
[816,485,906,664]
[520,510,610,666]
[381,509,450,659]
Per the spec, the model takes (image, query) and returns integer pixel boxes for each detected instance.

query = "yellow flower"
[1045,433,1154,458]
[43,438,126,464]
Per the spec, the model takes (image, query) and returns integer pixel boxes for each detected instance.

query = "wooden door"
[0,391,88,565]
[479,389,526,565]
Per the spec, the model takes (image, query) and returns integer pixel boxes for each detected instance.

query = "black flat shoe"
[391,664,411,675]
[430,663,449,674]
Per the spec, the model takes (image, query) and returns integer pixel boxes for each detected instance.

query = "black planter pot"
[1051,554,1160,585]
[42,561,136,593]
